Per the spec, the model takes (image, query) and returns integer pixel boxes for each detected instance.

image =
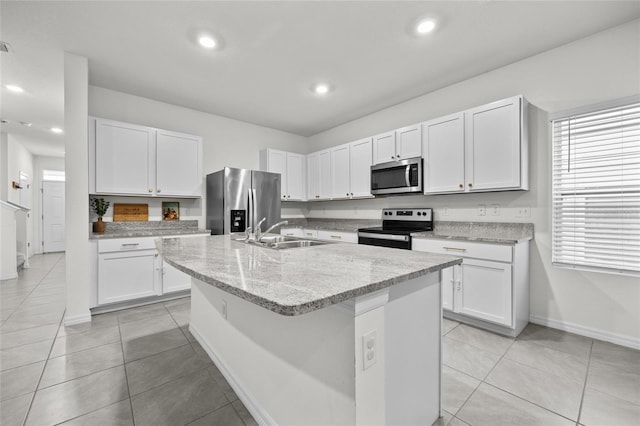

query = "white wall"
[64,52,91,325]
[6,135,35,258]
[0,132,8,201]
[33,156,65,254]
[307,20,640,347]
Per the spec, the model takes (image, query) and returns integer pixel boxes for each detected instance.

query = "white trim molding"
[529,314,640,350]
[63,312,92,326]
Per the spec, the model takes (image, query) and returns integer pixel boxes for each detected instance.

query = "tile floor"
[1,253,639,425]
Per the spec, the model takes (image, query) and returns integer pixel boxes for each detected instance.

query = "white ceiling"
[2,1,639,157]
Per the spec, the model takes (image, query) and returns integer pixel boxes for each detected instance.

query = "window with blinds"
[552,100,640,276]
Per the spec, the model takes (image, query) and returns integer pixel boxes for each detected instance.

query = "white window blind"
[552,101,640,276]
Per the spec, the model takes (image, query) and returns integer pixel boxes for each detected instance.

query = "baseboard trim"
[64,312,92,326]
[529,314,640,350]
[0,272,18,280]
[189,324,276,426]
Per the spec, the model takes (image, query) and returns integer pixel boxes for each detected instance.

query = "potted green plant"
[90,197,110,233]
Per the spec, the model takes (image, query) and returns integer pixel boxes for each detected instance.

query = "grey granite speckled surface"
[90,220,209,239]
[158,234,461,316]
[412,221,534,244]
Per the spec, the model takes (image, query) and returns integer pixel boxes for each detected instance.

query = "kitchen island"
[158,235,461,425]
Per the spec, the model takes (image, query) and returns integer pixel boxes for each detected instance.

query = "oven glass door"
[358,233,411,250]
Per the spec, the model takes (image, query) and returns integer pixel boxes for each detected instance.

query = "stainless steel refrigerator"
[206,167,281,235]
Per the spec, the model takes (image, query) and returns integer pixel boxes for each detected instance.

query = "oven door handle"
[359,232,410,242]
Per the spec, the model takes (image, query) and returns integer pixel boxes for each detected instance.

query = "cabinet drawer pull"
[443,246,466,252]
[121,243,140,247]
[330,235,342,240]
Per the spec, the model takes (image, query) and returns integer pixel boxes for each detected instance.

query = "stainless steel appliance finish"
[371,157,423,195]
[358,208,433,250]
[206,167,281,235]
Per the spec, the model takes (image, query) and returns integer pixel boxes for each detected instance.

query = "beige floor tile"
[446,324,515,356]
[0,323,58,350]
[519,323,593,359]
[117,303,169,325]
[442,365,481,414]
[59,399,133,426]
[457,383,575,426]
[187,403,244,426]
[39,341,124,389]
[0,339,53,371]
[591,340,640,374]
[486,357,583,420]
[442,336,501,380]
[442,318,460,335]
[580,387,640,426]
[505,340,588,383]
[0,362,44,401]
[49,325,120,358]
[26,365,129,426]
[118,314,177,341]
[587,360,640,405]
[0,393,33,426]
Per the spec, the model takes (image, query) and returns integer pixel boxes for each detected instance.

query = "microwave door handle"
[405,165,411,187]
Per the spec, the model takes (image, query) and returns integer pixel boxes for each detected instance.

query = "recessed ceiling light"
[312,83,331,95]
[6,84,24,93]
[50,127,63,134]
[198,35,217,49]
[416,19,437,35]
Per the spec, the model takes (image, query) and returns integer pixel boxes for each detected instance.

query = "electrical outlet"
[221,300,227,320]
[516,206,531,218]
[362,330,377,370]
[490,204,500,216]
[477,204,486,216]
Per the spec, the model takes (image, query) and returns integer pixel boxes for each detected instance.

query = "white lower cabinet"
[413,237,529,337]
[280,228,305,238]
[316,230,358,244]
[96,235,194,308]
[162,261,191,293]
[98,238,161,305]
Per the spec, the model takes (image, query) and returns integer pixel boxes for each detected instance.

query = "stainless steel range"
[358,208,433,250]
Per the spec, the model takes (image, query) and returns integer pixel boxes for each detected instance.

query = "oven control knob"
[417,212,421,216]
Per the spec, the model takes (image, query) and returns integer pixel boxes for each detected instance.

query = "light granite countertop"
[412,222,534,244]
[158,234,461,316]
[283,219,533,244]
[89,220,209,240]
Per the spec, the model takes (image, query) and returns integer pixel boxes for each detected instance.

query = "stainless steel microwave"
[371,157,423,195]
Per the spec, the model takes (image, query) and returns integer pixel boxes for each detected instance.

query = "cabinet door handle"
[121,243,139,247]
[459,184,463,189]
[391,156,395,159]
[396,154,400,159]
[350,192,353,196]
[468,183,473,187]
[157,189,161,193]
[443,246,467,252]
[154,252,159,257]
[148,188,153,193]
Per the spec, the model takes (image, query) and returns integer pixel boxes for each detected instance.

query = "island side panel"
[385,271,441,425]
[190,279,357,425]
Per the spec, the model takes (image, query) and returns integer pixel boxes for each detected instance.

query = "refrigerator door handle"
[247,188,253,231]
[251,188,258,230]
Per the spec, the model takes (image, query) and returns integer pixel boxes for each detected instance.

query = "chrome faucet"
[259,220,289,242]
[254,217,267,242]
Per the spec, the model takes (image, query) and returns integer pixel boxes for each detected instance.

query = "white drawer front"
[413,238,512,262]
[316,230,358,244]
[98,237,157,253]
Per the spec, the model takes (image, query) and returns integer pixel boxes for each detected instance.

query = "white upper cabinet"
[349,137,373,198]
[307,149,332,201]
[465,96,527,191]
[260,149,306,201]
[423,95,528,195]
[95,119,156,196]
[156,130,202,197]
[91,117,202,198]
[372,124,422,164]
[423,113,465,194]
[395,124,422,160]
[329,138,373,200]
[286,152,306,201]
[372,131,396,164]
[331,144,350,199]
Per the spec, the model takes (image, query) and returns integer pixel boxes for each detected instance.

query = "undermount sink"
[238,235,334,250]
[267,239,332,250]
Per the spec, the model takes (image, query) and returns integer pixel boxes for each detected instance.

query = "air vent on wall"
[0,42,11,53]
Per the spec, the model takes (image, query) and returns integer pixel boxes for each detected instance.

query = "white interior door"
[42,181,66,252]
